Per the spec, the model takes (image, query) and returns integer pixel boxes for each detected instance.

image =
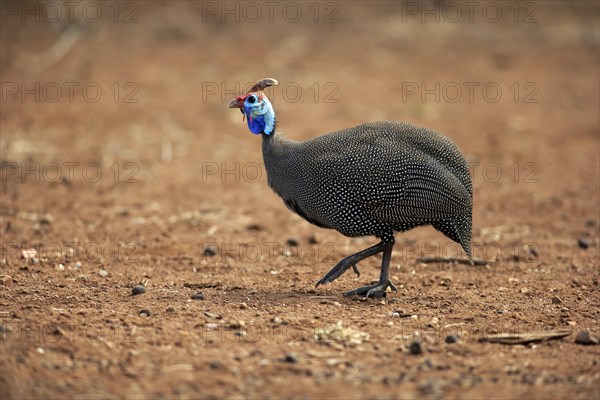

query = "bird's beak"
[228,97,243,108]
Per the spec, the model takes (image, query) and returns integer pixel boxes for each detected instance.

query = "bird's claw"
[315,263,360,287]
[344,279,398,298]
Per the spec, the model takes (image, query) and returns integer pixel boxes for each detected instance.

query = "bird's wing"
[363,156,471,224]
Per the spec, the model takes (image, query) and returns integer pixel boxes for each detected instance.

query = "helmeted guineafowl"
[228,78,473,298]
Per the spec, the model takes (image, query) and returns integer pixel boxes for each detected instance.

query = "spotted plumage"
[228,78,473,297]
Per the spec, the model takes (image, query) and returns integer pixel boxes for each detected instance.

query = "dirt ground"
[1,1,599,399]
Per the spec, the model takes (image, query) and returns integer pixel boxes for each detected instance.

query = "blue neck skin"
[244,97,276,135]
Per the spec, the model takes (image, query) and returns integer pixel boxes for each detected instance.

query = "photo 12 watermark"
[200,162,263,184]
[1,82,139,104]
[1,1,139,24]
[1,161,140,184]
[0,321,138,344]
[198,161,540,185]
[2,239,140,266]
[468,161,539,184]
[201,240,340,265]
[400,1,540,24]
[202,81,339,104]
[200,239,542,266]
[1,317,579,347]
[199,1,340,23]
[401,81,539,104]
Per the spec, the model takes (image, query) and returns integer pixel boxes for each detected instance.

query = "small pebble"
[409,340,422,355]
[98,269,108,277]
[272,317,282,324]
[208,361,222,369]
[139,309,151,317]
[203,245,217,256]
[439,277,452,286]
[166,307,175,313]
[527,245,539,257]
[55,264,65,271]
[74,262,82,269]
[551,295,563,305]
[191,292,205,300]
[575,331,599,345]
[577,238,590,249]
[286,237,299,247]
[392,310,412,318]
[282,353,298,363]
[22,249,37,260]
[240,302,248,309]
[50,326,64,336]
[0,275,14,286]
[229,320,245,329]
[131,285,146,295]
[204,311,222,319]
[445,334,460,344]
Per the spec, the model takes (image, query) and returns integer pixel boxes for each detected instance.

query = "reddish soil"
[1,2,599,399]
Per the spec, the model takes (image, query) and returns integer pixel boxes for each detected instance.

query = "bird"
[228,78,473,298]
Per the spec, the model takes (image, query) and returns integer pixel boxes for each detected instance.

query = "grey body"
[262,121,473,258]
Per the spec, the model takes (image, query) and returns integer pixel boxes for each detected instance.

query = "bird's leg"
[315,241,389,287]
[344,241,398,298]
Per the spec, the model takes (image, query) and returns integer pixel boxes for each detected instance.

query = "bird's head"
[228,78,278,135]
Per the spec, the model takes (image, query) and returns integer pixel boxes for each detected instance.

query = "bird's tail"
[433,215,473,263]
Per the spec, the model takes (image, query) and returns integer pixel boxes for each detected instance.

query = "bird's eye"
[247,95,256,104]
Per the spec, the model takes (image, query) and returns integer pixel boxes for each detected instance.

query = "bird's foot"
[344,279,398,298]
[315,262,360,287]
